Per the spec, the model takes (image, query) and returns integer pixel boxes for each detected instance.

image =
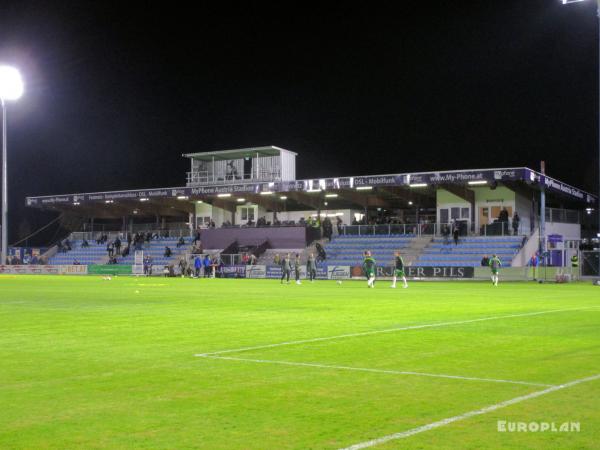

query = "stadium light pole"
[0,66,24,265]
[561,0,600,243]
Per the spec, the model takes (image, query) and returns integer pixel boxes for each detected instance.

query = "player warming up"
[391,251,408,289]
[281,253,291,284]
[294,253,302,285]
[489,254,502,286]
[306,253,317,282]
[363,251,376,288]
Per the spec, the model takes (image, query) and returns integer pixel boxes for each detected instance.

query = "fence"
[581,251,599,277]
[71,228,190,241]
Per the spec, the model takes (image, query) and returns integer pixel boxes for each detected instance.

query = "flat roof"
[25,167,597,211]
[182,146,297,161]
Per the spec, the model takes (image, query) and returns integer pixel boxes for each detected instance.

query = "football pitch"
[1,275,599,449]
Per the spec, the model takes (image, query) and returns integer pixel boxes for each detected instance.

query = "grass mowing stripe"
[338,372,600,450]
[195,306,600,357]
[200,355,556,387]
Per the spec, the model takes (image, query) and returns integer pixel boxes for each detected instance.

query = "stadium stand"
[48,240,109,265]
[323,235,417,267]
[48,237,193,266]
[415,236,523,267]
[114,237,192,266]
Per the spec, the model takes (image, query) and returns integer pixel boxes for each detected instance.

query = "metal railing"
[186,171,281,186]
[545,208,580,224]
[340,222,526,237]
[71,228,190,242]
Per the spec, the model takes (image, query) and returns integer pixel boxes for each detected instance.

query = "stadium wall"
[201,226,307,249]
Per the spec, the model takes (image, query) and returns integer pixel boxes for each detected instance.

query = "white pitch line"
[339,372,600,450]
[199,355,555,387]
[195,306,599,357]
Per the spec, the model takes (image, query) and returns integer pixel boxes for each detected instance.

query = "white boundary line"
[195,306,599,357]
[339,372,600,450]
[199,355,555,387]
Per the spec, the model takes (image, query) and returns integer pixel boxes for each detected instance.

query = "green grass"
[1,275,599,449]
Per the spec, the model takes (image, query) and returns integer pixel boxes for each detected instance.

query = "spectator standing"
[452,226,459,246]
[107,241,114,258]
[512,212,520,236]
[143,255,152,276]
[480,254,489,267]
[114,237,122,255]
[164,246,172,258]
[529,252,539,281]
[273,253,281,266]
[203,255,211,277]
[194,256,202,277]
[336,217,343,235]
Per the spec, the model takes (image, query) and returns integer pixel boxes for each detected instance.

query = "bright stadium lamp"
[0,65,24,265]
[0,66,24,101]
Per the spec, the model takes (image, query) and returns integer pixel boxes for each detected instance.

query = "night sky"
[0,1,598,240]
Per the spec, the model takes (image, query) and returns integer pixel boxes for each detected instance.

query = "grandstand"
[21,147,596,275]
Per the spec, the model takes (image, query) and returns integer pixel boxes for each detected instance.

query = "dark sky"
[0,1,598,237]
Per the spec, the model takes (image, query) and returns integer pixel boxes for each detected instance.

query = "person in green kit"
[363,250,376,288]
[391,250,408,289]
[489,254,502,286]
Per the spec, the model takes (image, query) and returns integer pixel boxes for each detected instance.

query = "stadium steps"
[323,235,419,267]
[48,241,110,265]
[414,236,523,267]
[114,238,193,266]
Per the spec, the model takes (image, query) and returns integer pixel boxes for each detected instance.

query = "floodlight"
[0,66,24,101]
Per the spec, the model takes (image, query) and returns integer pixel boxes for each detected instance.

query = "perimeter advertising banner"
[246,265,267,278]
[221,265,246,278]
[350,266,474,279]
[88,265,132,275]
[0,264,88,275]
[264,265,341,280]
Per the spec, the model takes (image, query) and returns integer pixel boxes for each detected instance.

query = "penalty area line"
[199,354,555,388]
[194,306,600,357]
[338,372,600,450]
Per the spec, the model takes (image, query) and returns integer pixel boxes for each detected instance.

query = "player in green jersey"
[489,254,502,286]
[363,250,376,288]
[391,251,408,289]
